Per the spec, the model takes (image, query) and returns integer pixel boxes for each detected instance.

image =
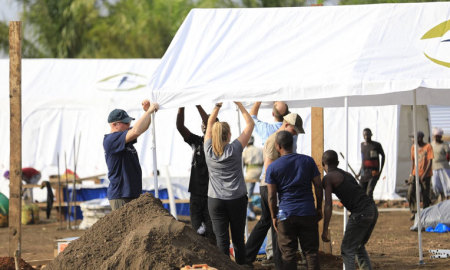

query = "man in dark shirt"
[176,106,216,242]
[356,128,385,199]
[322,150,378,270]
[266,131,322,270]
[103,100,159,210]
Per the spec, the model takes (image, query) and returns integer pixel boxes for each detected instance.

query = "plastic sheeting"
[411,200,450,231]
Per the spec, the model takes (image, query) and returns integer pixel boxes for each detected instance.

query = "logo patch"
[96,72,148,91]
[421,20,450,68]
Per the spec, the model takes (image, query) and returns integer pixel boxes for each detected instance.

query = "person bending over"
[322,150,378,270]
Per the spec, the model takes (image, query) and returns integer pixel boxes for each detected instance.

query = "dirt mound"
[0,257,35,270]
[47,193,245,270]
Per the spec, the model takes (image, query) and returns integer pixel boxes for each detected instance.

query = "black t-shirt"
[333,169,373,213]
[360,141,384,182]
[185,133,209,196]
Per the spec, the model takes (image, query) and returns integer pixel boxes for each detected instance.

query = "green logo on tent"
[421,20,450,68]
[96,72,147,91]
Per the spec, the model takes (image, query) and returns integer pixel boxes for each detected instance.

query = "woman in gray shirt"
[204,102,254,265]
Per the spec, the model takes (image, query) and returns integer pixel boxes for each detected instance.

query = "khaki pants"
[109,198,134,211]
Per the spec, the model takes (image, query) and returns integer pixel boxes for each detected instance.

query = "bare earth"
[0,202,449,269]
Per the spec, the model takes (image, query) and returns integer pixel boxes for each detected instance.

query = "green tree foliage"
[340,0,450,4]
[0,0,309,58]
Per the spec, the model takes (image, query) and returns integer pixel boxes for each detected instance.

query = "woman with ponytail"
[204,102,255,265]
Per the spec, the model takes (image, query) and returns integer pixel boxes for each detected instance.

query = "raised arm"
[196,105,209,125]
[250,102,261,117]
[204,103,222,142]
[312,175,323,221]
[176,107,191,140]
[235,102,255,148]
[322,176,333,242]
[125,100,158,143]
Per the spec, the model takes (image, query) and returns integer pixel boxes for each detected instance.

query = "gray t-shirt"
[204,138,247,200]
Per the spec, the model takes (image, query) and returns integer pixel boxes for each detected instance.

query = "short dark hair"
[363,128,372,135]
[276,131,293,151]
[322,150,339,166]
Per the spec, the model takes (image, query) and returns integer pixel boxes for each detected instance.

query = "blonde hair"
[212,122,230,156]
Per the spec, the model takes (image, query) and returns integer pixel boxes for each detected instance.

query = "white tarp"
[149,3,450,108]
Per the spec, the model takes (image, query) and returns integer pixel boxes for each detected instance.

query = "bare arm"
[267,183,279,232]
[422,159,432,182]
[250,102,261,117]
[196,105,209,125]
[204,103,221,142]
[235,102,255,148]
[322,176,333,242]
[379,151,385,175]
[125,100,159,143]
[176,107,191,140]
[312,175,323,221]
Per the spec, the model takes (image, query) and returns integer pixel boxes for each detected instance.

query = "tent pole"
[412,90,424,264]
[151,112,159,198]
[164,165,177,219]
[343,97,349,270]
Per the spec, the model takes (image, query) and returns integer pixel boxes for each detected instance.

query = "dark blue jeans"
[341,203,378,270]
[208,196,247,265]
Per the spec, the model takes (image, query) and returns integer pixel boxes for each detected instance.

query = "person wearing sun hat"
[104,100,159,210]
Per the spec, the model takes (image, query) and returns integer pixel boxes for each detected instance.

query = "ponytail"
[212,122,230,156]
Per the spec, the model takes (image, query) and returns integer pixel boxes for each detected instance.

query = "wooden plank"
[9,21,22,257]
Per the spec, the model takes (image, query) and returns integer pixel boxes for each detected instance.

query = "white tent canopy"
[149,3,450,108]
[147,3,450,264]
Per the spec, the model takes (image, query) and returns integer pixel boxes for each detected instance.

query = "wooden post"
[311,107,324,178]
[9,21,22,258]
[311,107,332,254]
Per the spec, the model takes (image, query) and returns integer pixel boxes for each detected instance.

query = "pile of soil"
[0,257,35,270]
[47,194,245,270]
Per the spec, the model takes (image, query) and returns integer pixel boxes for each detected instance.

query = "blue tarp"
[63,187,190,220]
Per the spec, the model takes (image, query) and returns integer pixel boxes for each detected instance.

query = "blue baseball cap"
[108,109,135,123]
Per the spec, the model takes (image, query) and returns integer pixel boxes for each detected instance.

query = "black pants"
[245,186,283,268]
[208,196,247,265]
[407,176,432,213]
[277,216,320,270]
[190,194,215,244]
[341,204,378,270]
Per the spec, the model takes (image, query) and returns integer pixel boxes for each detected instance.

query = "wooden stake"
[8,21,22,258]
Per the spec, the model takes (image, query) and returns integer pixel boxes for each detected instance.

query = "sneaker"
[261,257,275,266]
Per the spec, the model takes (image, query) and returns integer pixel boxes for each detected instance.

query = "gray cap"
[283,113,305,134]
[108,109,135,123]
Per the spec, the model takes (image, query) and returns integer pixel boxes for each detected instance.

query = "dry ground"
[0,204,449,269]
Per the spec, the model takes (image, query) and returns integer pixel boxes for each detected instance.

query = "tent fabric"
[149,3,450,109]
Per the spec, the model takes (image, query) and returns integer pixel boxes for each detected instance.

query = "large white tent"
[147,2,450,263]
[0,59,431,201]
